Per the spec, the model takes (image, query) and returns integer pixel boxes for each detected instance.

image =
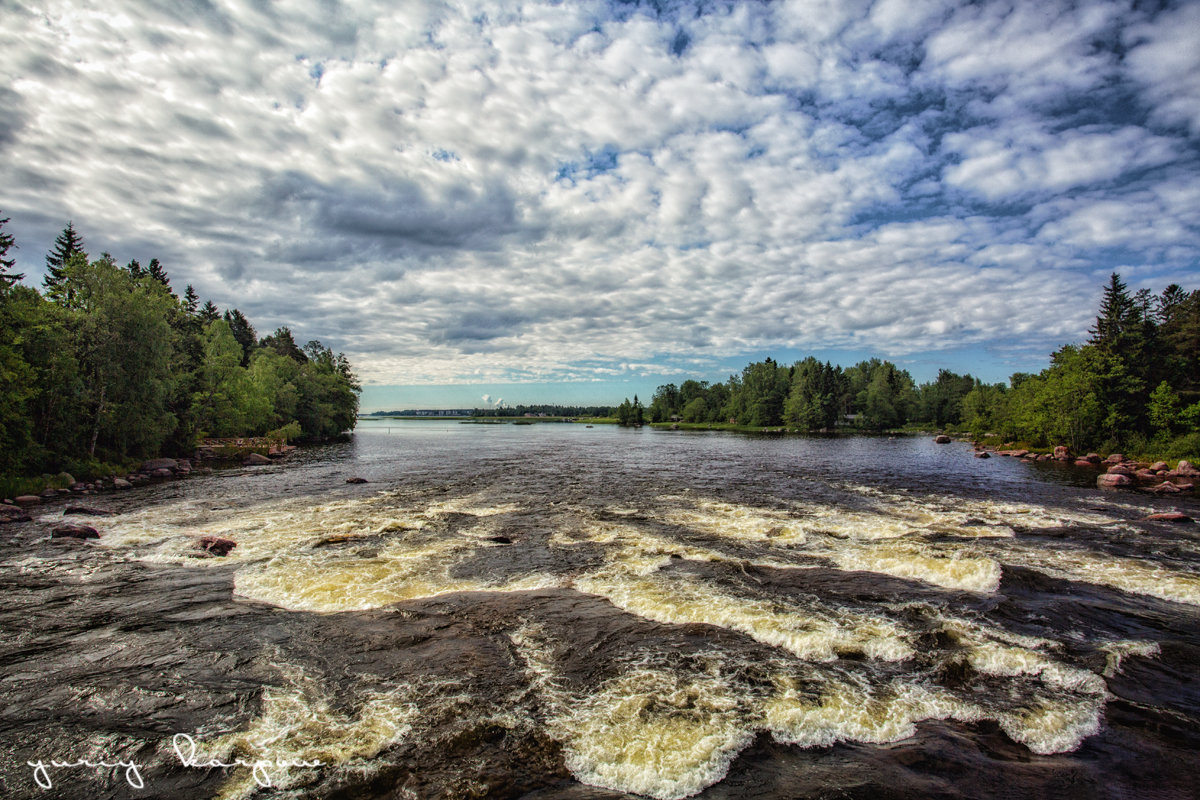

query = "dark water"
[2,421,1199,799]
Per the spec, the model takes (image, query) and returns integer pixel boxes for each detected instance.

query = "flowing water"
[2,421,1199,799]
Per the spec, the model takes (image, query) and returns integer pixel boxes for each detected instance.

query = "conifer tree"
[125,258,144,279]
[146,258,172,294]
[1089,272,1135,351]
[223,308,257,366]
[44,222,85,298]
[183,284,199,314]
[0,212,20,288]
[199,300,220,323]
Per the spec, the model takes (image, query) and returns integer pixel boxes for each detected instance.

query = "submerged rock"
[64,506,115,517]
[198,536,236,556]
[243,452,272,466]
[975,451,990,459]
[346,477,369,484]
[51,524,99,539]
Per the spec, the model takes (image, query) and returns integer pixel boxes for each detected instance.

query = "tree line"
[646,274,1200,458]
[0,217,360,480]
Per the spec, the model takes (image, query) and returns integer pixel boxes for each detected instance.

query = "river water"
[2,421,1199,799]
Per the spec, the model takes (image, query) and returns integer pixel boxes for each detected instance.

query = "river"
[2,420,1198,799]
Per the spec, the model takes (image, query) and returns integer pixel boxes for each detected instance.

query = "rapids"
[1,421,1198,799]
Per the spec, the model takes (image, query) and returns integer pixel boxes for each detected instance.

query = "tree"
[199,300,220,323]
[0,212,22,288]
[43,222,86,302]
[146,258,172,294]
[183,285,199,315]
[223,308,257,366]
[260,326,307,362]
[125,259,144,279]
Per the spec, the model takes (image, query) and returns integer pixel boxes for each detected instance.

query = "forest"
[0,217,360,485]
[644,274,1200,459]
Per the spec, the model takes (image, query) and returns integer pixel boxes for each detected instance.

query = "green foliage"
[0,219,360,484]
[0,212,21,287]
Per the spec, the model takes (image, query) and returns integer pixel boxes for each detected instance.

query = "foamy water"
[8,424,1197,800]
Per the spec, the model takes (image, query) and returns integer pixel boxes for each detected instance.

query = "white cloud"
[0,0,1196,388]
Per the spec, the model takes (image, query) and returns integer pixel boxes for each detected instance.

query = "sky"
[2,0,1198,411]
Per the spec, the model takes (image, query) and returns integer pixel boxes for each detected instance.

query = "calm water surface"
[2,421,1199,799]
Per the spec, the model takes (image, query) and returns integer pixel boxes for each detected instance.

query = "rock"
[1145,512,1192,522]
[198,536,236,556]
[1053,446,1071,460]
[1105,453,1125,464]
[1106,464,1136,475]
[141,458,178,473]
[69,482,88,492]
[1176,460,1200,476]
[1073,459,1095,467]
[14,495,41,507]
[933,435,951,444]
[151,468,173,478]
[1097,473,1132,488]
[974,451,990,458]
[488,536,514,544]
[1085,453,1102,463]
[112,478,132,489]
[0,509,32,523]
[1011,449,1029,458]
[1036,454,1052,461]
[1150,461,1170,472]
[40,488,58,498]
[346,477,369,484]
[1150,482,1182,494]
[1134,469,1159,482]
[51,524,99,539]
[243,452,272,466]
[64,506,114,516]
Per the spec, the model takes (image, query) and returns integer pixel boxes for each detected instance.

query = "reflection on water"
[2,421,1199,799]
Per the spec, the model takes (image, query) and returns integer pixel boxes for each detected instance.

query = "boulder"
[346,477,369,484]
[1073,459,1095,467]
[974,451,990,459]
[198,536,236,556]
[1150,482,1181,494]
[152,468,173,479]
[64,506,114,517]
[1084,453,1102,463]
[1106,464,1135,475]
[1105,453,1125,464]
[40,488,58,498]
[1053,446,1071,460]
[1176,460,1200,476]
[112,478,132,489]
[1036,454,1051,461]
[1150,461,1170,472]
[0,508,32,524]
[141,458,178,473]
[1144,512,1192,522]
[243,452,272,466]
[14,495,41,507]
[1134,469,1159,482]
[51,524,99,540]
[1097,473,1131,488]
[1011,449,1029,458]
[933,435,951,444]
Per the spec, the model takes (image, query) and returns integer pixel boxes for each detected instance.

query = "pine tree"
[125,258,144,279]
[1089,272,1135,351]
[199,300,220,323]
[183,284,199,314]
[0,212,21,288]
[146,258,173,295]
[44,222,85,298]
[223,308,257,366]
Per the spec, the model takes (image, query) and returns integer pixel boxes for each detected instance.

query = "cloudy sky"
[2,0,1198,410]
